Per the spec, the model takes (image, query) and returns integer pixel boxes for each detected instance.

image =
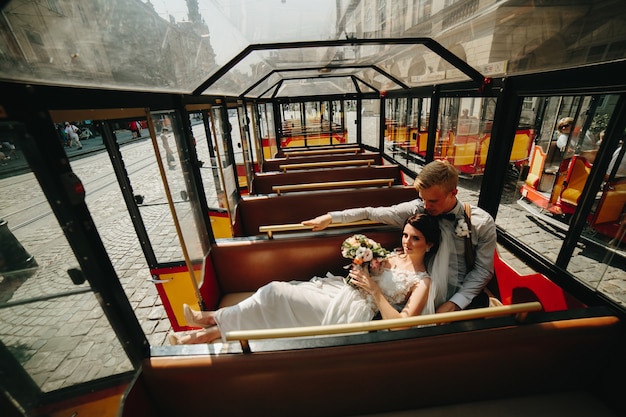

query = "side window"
[0,121,133,411]
[499,94,625,307]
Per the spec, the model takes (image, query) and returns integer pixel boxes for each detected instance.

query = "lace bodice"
[373,268,429,305]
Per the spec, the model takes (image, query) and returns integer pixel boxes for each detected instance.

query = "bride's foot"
[183,304,216,328]
[168,327,221,345]
[168,331,183,345]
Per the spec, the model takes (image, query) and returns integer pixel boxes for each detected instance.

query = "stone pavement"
[0,129,141,179]
[0,131,169,393]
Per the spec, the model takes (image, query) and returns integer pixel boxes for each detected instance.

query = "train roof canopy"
[1,0,626,98]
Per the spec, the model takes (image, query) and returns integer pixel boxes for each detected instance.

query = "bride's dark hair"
[405,213,441,253]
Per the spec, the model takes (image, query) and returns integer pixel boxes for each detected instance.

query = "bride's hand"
[348,266,379,294]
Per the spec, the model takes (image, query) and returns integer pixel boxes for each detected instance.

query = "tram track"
[3,126,213,234]
[2,140,157,232]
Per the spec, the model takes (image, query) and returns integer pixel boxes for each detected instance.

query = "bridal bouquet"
[341,234,390,286]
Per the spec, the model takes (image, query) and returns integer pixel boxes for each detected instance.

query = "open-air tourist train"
[0,0,625,416]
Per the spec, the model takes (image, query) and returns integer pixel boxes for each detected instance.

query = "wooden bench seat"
[251,164,404,194]
[525,143,564,190]
[123,312,624,416]
[205,231,401,303]
[233,186,418,236]
[590,178,626,228]
[278,159,376,172]
[272,178,396,195]
[560,156,592,206]
[275,144,361,158]
[217,292,254,308]
[263,152,382,172]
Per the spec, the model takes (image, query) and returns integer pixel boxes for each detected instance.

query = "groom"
[303,160,496,313]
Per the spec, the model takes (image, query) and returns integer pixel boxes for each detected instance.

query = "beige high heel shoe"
[168,331,182,345]
[183,304,210,328]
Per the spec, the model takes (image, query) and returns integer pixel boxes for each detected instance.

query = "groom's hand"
[302,214,332,231]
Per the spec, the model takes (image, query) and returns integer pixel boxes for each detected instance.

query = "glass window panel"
[209,0,337,44]
[2,1,626,96]
[499,94,625,308]
[202,43,446,96]
[0,177,79,304]
[2,295,133,393]
[244,103,261,166]
[433,96,491,205]
[0,124,133,400]
[344,99,358,145]
[208,52,274,96]
[228,107,249,189]
[0,0,226,93]
[246,73,284,98]
[381,96,423,176]
[392,96,431,164]
[263,103,278,158]
[62,118,173,343]
[102,113,202,265]
[188,112,222,209]
[210,107,239,221]
[278,101,348,148]
[275,78,358,97]
[362,99,381,149]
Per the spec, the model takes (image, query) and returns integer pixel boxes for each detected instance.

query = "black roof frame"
[192,37,489,97]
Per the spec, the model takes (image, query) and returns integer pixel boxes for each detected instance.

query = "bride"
[168,213,443,345]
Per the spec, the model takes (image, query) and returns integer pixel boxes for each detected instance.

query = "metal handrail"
[259,219,382,238]
[285,147,361,158]
[272,178,394,195]
[225,301,543,353]
[279,159,375,172]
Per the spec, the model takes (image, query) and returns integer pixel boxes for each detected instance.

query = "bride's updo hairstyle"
[405,213,441,253]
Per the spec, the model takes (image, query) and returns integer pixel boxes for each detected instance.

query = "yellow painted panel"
[210,214,232,238]
[595,186,626,224]
[453,143,476,166]
[160,268,203,326]
[511,133,531,161]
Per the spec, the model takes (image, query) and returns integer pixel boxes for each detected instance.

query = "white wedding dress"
[214,267,434,340]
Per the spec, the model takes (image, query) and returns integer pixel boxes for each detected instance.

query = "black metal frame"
[192,38,488,97]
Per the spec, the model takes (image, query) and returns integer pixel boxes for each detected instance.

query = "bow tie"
[437,213,456,221]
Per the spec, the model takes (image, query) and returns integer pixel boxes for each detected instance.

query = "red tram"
[518,95,625,244]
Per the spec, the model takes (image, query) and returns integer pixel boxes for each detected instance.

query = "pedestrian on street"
[64,122,82,149]
[1,141,17,159]
[130,121,142,138]
[160,127,175,169]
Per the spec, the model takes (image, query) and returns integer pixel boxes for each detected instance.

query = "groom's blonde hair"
[414,160,458,193]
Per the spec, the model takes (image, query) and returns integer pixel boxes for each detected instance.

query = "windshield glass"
[1,0,625,97]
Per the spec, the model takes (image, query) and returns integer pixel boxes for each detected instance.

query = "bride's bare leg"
[197,310,217,324]
[168,326,221,345]
[183,304,216,327]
